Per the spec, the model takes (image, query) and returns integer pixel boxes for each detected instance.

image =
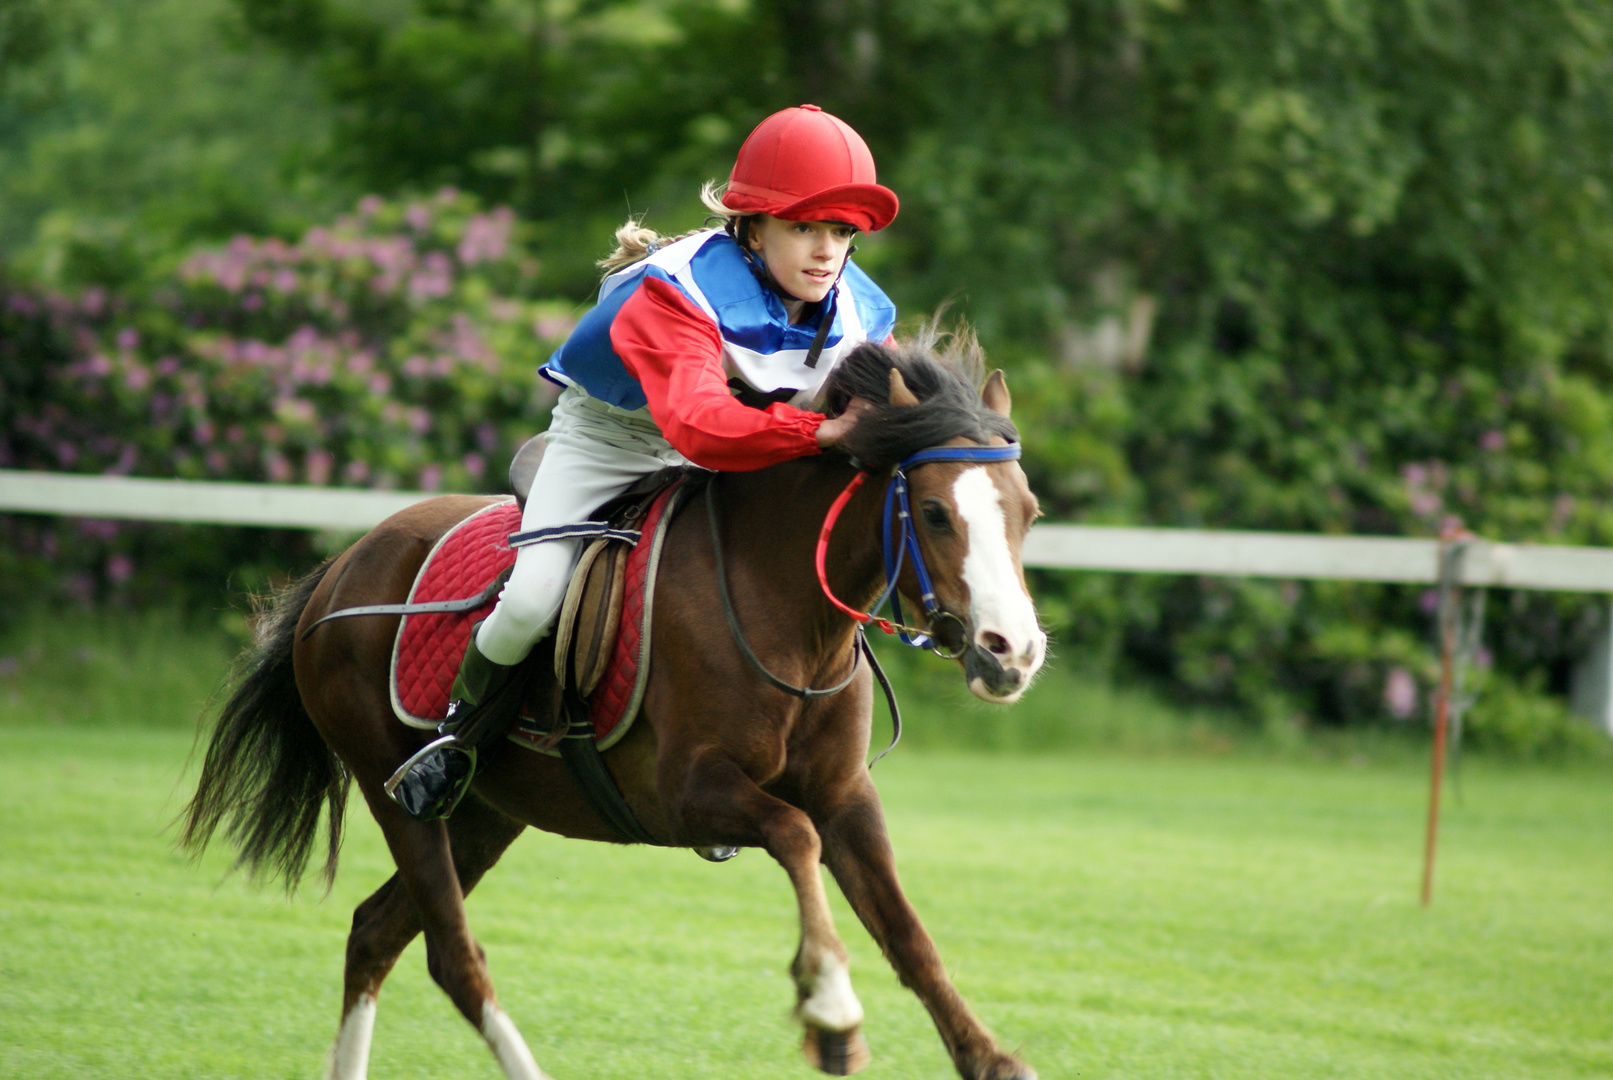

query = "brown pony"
[181,335,1046,1080]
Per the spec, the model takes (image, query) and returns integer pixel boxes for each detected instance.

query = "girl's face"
[746,215,857,307]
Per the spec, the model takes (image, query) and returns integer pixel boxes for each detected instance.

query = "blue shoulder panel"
[542,264,692,412]
[541,235,898,411]
[841,261,897,343]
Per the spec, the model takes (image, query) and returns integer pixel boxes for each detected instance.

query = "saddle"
[389,435,690,755]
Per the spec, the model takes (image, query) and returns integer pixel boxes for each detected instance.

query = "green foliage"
[9,0,1613,743]
[0,0,354,287]
[1464,667,1611,759]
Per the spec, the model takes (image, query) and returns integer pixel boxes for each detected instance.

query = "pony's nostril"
[981,631,1011,656]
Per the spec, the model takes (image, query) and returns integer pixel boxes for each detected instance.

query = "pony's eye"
[921,501,952,533]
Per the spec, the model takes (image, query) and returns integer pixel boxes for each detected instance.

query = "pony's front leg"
[819,782,1036,1080]
[673,752,871,1075]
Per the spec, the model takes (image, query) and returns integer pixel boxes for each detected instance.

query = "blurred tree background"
[5,0,1613,750]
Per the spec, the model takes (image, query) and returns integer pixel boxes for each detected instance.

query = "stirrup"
[695,845,741,863]
[385,734,477,821]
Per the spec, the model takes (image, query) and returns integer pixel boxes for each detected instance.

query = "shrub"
[1,189,569,609]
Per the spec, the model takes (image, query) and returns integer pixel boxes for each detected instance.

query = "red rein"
[815,471,921,638]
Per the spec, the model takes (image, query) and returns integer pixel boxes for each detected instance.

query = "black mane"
[822,326,1018,470]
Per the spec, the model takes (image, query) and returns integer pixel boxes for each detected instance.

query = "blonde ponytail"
[596,180,748,275]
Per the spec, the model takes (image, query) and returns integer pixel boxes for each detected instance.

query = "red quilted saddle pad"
[390,485,682,750]
[391,500,520,726]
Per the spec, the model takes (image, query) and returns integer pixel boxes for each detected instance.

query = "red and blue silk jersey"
[542,229,897,471]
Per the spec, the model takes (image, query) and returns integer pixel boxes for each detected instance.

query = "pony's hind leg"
[672,753,871,1075]
[327,790,537,1080]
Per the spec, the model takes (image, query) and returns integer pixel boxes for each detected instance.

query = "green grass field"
[1,613,1611,1078]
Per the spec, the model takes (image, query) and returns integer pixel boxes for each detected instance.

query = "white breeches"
[474,387,687,666]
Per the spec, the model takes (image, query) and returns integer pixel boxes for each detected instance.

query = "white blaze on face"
[952,467,1045,688]
[324,994,377,1080]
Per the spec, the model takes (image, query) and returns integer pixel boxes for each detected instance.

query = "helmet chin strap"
[731,217,852,369]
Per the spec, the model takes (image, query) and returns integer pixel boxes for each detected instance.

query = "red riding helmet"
[722,105,899,232]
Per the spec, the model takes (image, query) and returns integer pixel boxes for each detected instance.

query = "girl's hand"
[815,397,874,448]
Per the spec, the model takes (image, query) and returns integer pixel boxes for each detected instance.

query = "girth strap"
[556,691,659,845]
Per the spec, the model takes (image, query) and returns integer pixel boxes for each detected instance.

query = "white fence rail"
[0,468,424,531]
[6,466,1611,886]
[8,468,1613,593]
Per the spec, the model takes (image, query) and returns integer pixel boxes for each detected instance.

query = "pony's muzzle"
[976,624,1043,675]
[963,641,1028,701]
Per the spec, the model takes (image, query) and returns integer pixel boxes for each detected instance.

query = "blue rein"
[871,444,1023,656]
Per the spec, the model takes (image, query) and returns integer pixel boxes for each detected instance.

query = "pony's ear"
[981,369,1012,417]
[888,368,920,407]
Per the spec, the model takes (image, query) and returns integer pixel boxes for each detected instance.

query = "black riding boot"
[386,626,523,821]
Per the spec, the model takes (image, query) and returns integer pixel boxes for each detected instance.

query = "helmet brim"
[722,181,899,233]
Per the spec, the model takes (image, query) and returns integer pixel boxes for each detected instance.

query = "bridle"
[816,444,1022,659]
[707,440,1023,693]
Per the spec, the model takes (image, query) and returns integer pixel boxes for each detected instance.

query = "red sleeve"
[610,276,825,471]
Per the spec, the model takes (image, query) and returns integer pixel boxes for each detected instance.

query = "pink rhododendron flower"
[266,452,293,482]
[535,314,577,340]
[109,445,137,475]
[78,519,119,542]
[1383,667,1417,719]
[305,449,334,485]
[458,208,513,264]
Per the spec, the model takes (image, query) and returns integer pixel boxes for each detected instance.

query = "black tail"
[179,559,349,892]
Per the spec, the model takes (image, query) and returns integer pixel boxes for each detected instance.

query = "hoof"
[972,1055,1036,1080]
[801,1026,871,1076]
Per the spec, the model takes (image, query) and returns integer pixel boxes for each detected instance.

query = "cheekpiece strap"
[883,442,1023,649]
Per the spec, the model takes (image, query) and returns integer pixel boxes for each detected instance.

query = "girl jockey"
[390,104,900,820]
